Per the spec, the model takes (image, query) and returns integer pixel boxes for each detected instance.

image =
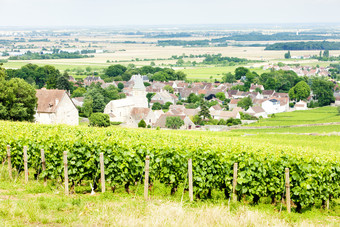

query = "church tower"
[131,74,148,108]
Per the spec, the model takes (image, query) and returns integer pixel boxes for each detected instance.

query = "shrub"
[138,119,146,128]
[89,113,110,127]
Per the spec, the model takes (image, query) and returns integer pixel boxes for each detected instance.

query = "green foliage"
[163,85,174,94]
[215,92,226,101]
[240,112,258,120]
[146,93,156,103]
[288,81,310,101]
[235,67,250,80]
[222,72,236,83]
[0,121,339,209]
[138,119,146,128]
[165,116,184,129]
[237,97,253,110]
[8,51,93,60]
[89,113,110,127]
[198,102,211,120]
[72,87,86,98]
[0,70,37,122]
[311,78,335,106]
[105,65,127,78]
[152,102,162,110]
[265,41,340,50]
[284,51,291,59]
[117,82,124,90]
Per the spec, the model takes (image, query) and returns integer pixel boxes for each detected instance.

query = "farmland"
[246,107,340,127]
[0,118,339,225]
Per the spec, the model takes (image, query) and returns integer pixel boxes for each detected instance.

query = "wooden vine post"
[285,168,291,213]
[63,151,69,195]
[233,163,238,202]
[23,146,28,183]
[144,156,150,200]
[100,153,105,193]
[7,145,12,180]
[41,149,47,186]
[188,158,193,202]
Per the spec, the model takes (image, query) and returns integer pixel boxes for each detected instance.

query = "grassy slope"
[0,175,339,226]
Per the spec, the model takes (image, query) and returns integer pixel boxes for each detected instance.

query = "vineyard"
[0,121,339,213]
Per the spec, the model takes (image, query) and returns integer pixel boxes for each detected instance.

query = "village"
[33,72,340,130]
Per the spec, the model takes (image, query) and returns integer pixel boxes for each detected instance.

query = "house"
[246,106,267,118]
[209,104,222,111]
[35,89,79,126]
[151,91,178,105]
[126,107,157,127]
[294,100,308,110]
[262,90,275,98]
[154,114,195,129]
[210,110,241,120]
[228,99,240,110]
[335,96,340,106]
[84,76,105,86]
[249,84,264,92]
[104,75,148,122]
[261,98,287,114]
[72,97,84,107]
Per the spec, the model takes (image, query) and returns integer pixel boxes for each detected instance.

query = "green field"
[179,66,268,80]
[231,124,340,134]
[2,61,111,71]
[247,107,340,127]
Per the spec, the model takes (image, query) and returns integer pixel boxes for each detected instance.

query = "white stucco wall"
[55,94,79,126]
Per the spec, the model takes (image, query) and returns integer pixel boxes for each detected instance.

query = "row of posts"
[7,145,324,212]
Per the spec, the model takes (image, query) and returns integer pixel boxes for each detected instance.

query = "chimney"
[55,98,59,106]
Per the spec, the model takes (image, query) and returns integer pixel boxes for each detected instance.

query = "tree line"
[265,41,340,50]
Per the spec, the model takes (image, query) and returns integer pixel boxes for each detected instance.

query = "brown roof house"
[126,107,157,127]
[35,89,79,126]
[154,113,195,130]
[246,106,267,118]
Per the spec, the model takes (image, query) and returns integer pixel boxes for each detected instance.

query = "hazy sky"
[1,0,340,27]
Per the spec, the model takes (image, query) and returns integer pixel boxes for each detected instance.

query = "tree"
[165,116,184,129]
[72,87,86,98]
[84,87,105,113]
[163,85,174,93]
[162,101,172,110]
[152,102,162,110]
[187,93,200,103]
[284,51,291,59]
[146,92,156,103]
[105,64,127,77]
[117,82,124,90]
[215,92,226,101]
[237,97,253,110]
[222,72,236,83]
[89,113,110,127]
[0,72,37,122]
[44,65,61,89]
[56,72,72,91]
[311,78,335,106]
[288,81,310,101]
[235,67,250,80]
[198,102,211,120]
[323,50,329,58]
[176,59,184,65]
[138,119,146,128]
[82,97,93,117]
